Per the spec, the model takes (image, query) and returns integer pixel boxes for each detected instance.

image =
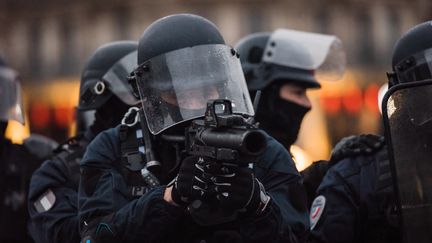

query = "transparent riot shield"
[382,79,432,243]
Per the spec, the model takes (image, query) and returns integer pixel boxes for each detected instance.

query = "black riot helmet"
[78,41,139,111]
[388,21,432,87]
[137,14,225,64]
[132,14,254,135]
[77,41,140,135]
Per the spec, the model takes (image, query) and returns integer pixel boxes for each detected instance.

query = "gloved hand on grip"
[204,162,271,216]
[170,156,211,207]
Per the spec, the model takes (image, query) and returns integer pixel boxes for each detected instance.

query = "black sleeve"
[308,160,360,243]
[237,136,310,243]
[79,166,184,242]
[27,159,80,243]
[78,128,184,242]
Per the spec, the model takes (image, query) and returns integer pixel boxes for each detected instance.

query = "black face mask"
[90,95,130,135]
[256,85,311,148]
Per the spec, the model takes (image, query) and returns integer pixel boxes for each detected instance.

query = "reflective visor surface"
[135,44,254,134]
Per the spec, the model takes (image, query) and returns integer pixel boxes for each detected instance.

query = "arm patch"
[310,195,326,230]
[33,189,56,213]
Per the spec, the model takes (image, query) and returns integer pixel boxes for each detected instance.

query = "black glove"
[204,162,271,215]
[330,134,385,165]
[171,156,211,207]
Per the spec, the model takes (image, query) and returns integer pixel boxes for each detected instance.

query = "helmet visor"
[102,51,139,106]
[134,44,254,135]
[395,47,432,83]
[0,67,24,124]
[263,29,346,81]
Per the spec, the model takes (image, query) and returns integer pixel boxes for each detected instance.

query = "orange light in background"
[319,95,341,115]
[54,105,75,128]
[45,80,79,132]
[364,84,380,114]
[30,102,51,129]
[342,88,363,114]
[290,145,313,172]
[5,119,30,144]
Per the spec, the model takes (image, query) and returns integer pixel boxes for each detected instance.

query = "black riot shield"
[382,79,432,243]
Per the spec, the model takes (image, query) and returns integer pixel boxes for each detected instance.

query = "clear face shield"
[102,51,140,106]
[394,47,432,83]
[133,44,254,135]
[0,67,25,124]
[263,29,346,82]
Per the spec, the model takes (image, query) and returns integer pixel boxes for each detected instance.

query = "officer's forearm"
[242,168,309,243]
[80,186,184,242]
[237,193,309,243]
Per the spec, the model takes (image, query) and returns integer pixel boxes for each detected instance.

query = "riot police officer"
[0,58,55,243]
[27,41,139,243]
[78,14,309,243]
[235,29,346,206]
[308,21,432,243]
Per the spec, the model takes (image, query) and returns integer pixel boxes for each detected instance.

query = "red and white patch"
[310,195,326,230]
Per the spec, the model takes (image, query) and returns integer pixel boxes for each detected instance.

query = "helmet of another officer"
[388,21,432,86]
[0,58,24,125]
[77,41,139,133]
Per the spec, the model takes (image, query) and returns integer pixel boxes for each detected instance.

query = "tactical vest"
[117,107,161,198]
[118,124,153,197]
[80,113,165,243]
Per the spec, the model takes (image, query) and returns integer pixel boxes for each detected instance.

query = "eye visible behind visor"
[134,44,254,135]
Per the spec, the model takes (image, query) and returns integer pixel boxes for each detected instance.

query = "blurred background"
[1,0,430,170]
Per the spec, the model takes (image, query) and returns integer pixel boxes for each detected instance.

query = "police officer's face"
[161,86,219,110]
[279,83,311,108]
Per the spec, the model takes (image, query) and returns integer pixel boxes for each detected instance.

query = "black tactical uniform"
[235,29,346,207]
[310,21,432,243]
[78,14,310,243]
[27,41,139,243]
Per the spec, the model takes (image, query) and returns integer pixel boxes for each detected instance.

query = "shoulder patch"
[310,195,326,230]
[33,189,56,213]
